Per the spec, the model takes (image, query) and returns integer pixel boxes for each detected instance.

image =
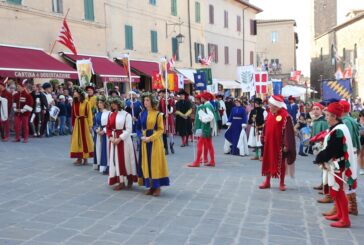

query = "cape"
[311,115,328,136]
[262,108,296,178]
[342,115,361,150]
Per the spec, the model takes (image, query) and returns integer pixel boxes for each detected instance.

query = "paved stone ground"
[0,132,363,245]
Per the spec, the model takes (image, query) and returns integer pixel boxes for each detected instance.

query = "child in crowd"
[57,95,67,135]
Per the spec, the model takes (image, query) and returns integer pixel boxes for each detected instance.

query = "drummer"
[294,113,309,156]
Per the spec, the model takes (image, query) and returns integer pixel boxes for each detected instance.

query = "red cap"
[288,95,295,101]
[201,92,212,101]
[312,102,324,110]
[339,100,350,113]
[268,94,287,109]
[327,102,344,118]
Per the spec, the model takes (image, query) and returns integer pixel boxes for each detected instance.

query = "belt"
[233,117,242,119]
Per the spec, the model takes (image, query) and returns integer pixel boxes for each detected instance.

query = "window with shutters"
[250,19,257,35]
[150,0,156,5]
[224,46,229,64]
[7,0,22,4]
[171,0,177,16]
[208,43,218,63]
[250,51,254,65]
[194,43,205,63]
[224,11,229,28]
[125,25,133,50]
[172,38,180,61]
[151,31,158,53]
[237,49,242,65]
[209,5,214,24]
[237,16,241,32]
[195,1,201,23]
[84,0,95,21]
[271,31,278,43]
[52,0,63,13]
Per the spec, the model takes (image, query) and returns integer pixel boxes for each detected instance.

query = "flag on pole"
[152,71,165,90]
[194,72,207,91]
[168,73,178,92]
[178,74,184,89]
[167,54,176,70]
[120,54,130,78]
[57,18,77,55]
[255,72,268,94]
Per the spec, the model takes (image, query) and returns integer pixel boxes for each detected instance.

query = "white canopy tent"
[282,85,317,99]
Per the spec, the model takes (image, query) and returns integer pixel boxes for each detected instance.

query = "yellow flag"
[168,74,175,91]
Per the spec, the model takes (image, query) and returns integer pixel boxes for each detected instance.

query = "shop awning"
[0,44,78,79]
[175,68,197,84]
[217,79,241,89]
[60,53,140,83]
[129,60,160,77]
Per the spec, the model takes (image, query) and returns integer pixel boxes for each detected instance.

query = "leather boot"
[322,204,337,216]
[348,193,358,216]
[313,183,323,190]
[317,195,334,203]
[259,176,271,189]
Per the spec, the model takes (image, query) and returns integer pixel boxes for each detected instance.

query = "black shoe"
[170,142,175,154]
[299,152,308,156]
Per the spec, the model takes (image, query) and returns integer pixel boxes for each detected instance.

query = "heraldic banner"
[322,79,352,101]
[237,65,254,94]
[197,68,212,85]
[76,59,93,87]
[194,72,207,91]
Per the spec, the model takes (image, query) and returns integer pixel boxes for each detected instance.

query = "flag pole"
[165,57,169,132]
[127,55,134,118]
[49,8,71,55]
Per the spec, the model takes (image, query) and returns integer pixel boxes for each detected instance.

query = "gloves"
[195,129,202,137]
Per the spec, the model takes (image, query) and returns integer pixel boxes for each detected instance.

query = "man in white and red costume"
[259,95,296,191]
[0,78,12,142]
[13,79,33,143]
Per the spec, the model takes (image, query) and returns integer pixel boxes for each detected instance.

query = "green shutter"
[151,31,158,53]
[172,38,179,60]
[150,0,156,5]
[171,0,177,16]
[125,25,133,50]
[84,0,94,21]
[7,0,22,4]
[195,2,200,23]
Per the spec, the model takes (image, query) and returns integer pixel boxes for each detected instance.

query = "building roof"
[257,19,297,26]
[234,0,263,13]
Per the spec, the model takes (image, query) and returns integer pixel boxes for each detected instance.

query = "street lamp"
[175,33,185,44]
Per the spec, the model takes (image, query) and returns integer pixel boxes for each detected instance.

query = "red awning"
[60,53,140,83]
[130,60,160,77]
[0,44,78,79]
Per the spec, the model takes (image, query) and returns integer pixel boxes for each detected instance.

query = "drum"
[49,106,60,121]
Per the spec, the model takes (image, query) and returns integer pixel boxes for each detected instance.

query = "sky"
[249,0,364,77]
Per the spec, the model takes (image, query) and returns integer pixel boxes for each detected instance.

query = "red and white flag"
[167,54,176,70]
[57,18,77,55]
[199,55,212,66]
[255,72,268,94]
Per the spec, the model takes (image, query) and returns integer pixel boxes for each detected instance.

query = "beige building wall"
[0,0,107,56]
[204,0,260,81]
[256,20,297,76]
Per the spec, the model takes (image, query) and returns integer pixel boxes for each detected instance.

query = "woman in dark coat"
[175,90,192,147]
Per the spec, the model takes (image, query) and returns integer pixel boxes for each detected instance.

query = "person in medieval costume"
[70,86,94,165]
[13,79,34,143]
[0,78,12,142]
[310,102,332,204]
[314,102,356,228]
[107,97,138,191]
[259,95,296,191]
[136,92,169,196]
[86,84,97,117]
[216,95,227,133]
[188,92,218,167]
[93,95,111,174]
[338,100,360,216]
[224,98,249,156]
[248,98,267,160]
[286,95,299,125]
[40,82,52,137]
[158,90,176,154]
[175,90,193,147]
[30,84,48,137]
[125,90,143,131]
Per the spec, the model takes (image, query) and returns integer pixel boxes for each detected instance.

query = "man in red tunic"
[259,95,296,191]
[0,78,12,142]
[13,80,33,143]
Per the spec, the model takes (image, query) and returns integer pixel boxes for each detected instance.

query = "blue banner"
[272,80,282,95]
[194,72,207,91]
[322,79,352,101]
